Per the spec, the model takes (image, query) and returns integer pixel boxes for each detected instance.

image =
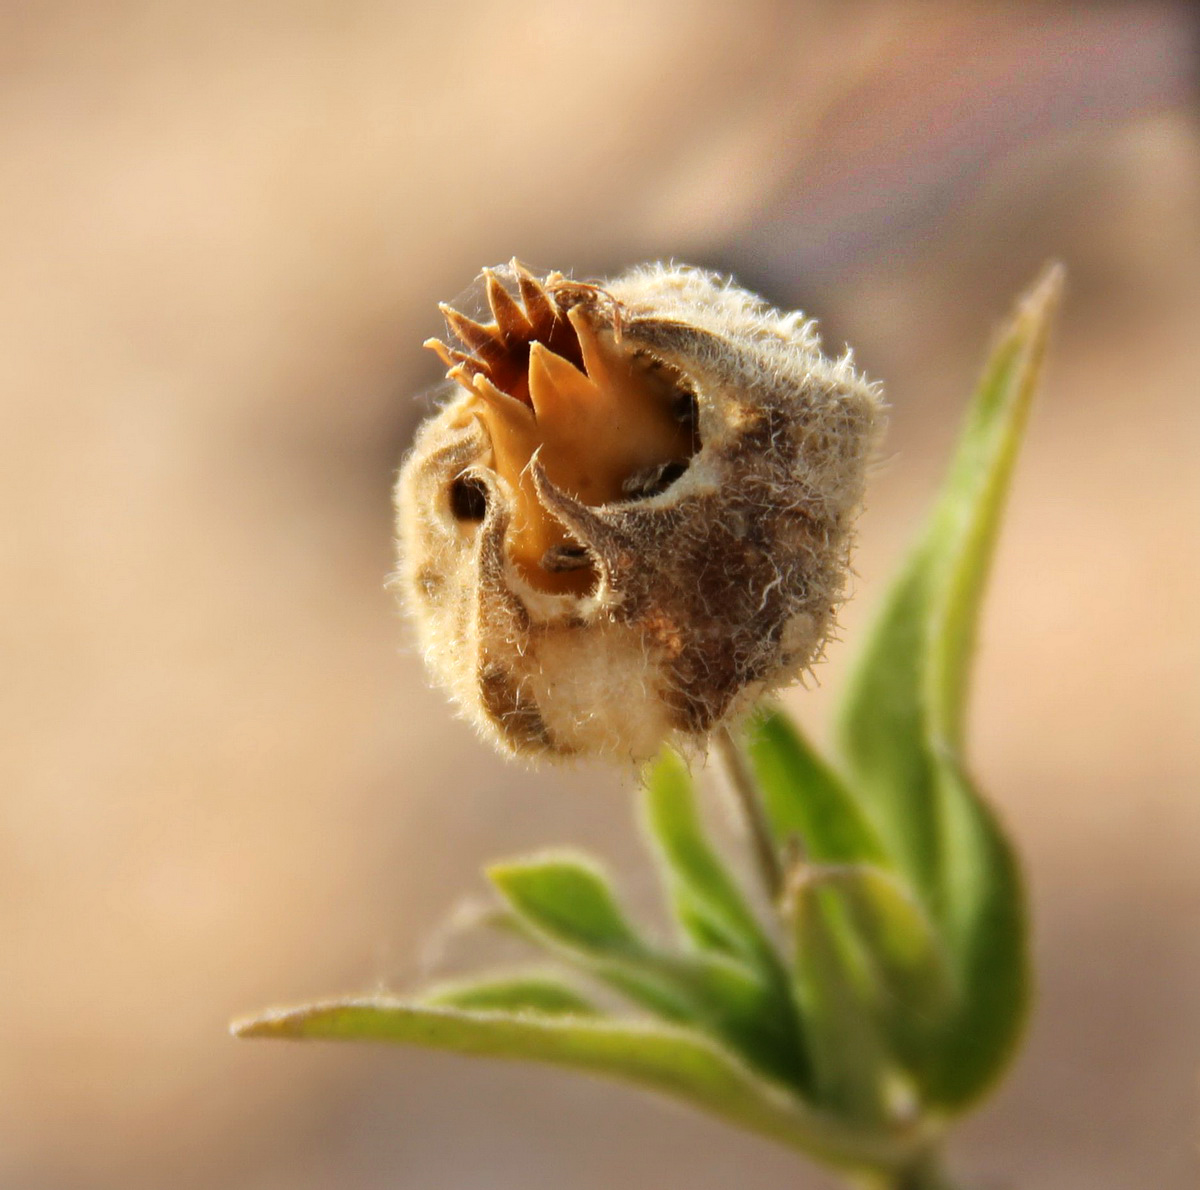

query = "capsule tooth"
[566,306,610,386]
[447,363,481,395]
[425,338,482,372]
[440,303,505,357]
[473,373,536,426]
[513,260,560,338]
[485,270,533,341]
[424,338,457,368]
[528,341,595,423]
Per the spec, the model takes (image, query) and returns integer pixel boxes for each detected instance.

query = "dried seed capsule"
[395,261,884,762]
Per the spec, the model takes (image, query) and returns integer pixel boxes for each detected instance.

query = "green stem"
[713,726,784,901]
[860,1150,959,1190]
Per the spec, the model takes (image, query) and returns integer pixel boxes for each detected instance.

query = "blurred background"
[3,2,1198,1187]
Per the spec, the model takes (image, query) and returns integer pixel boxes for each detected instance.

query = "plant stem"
[713,726,784,901]
[865,1151,959,1190]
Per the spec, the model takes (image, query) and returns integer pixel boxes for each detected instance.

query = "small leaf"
[488,851,695,1020]
[489,850,806,1085]
[742,705,886,865]
[835,267,1061,1107]
[421,972,597,1016]
[488,852,642,955]
[233,999,924,1173]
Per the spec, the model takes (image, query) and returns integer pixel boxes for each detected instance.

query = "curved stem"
[713,727,784,901]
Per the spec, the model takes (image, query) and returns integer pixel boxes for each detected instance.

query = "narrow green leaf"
[674,897,744,956]
[837,267,1059,898]
[641,749,812,1089]
[233,1000,928,1172]
[787,871,892,1122]
[421,972,598,1016]
[641,749,777,965]
[926,275,1061,754]
[833,867,953,1029]
[742,705,886,865]
[919,760,1027,1105]
[835,267,1061,1107]
[836,563,939,898]
[795,865,954,1087]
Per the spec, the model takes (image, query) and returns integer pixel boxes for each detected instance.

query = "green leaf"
[833,867,953,1032]
[488,851,643,954]
[488,850,806,1085]
[641,749,812,1089]
[641,749,777,965]
[233,999,926,1173]
[742,705,886,865]
[836,563,941,895]
[835,266,1061,1107]
[920,759,1027,1104]
[787,870,893,1122]
[926,279,1061,755]
[793,864,954,1089]
[421,972,597,1016]
[488,851,693,1020]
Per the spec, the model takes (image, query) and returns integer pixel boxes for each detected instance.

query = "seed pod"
[394,261,884,762]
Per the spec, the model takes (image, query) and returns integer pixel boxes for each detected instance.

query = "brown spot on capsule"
[477,659,554,750]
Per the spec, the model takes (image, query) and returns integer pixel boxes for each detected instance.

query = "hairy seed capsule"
[394,261,884,762]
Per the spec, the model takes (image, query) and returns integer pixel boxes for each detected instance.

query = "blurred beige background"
[2,2,1198,1187]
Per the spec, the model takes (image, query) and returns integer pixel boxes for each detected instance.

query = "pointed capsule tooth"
[449,353,490,377]
[511,258,545,293]
[424,337,456,369]
[566,306,609,385]
[514,264,559,337]
[473,373,536,425]
[447,364,480,394]
[440,303,505,356]
[527,342,564,420]
[427,338,485,374]
[529,340,586,383]
[484,270,533,341]
[528,341,595,421]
